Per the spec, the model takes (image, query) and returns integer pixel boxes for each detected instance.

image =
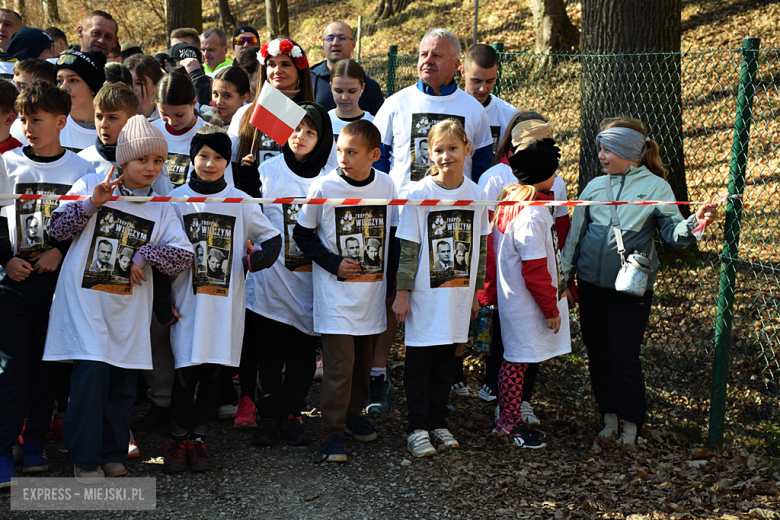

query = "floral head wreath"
[257,39,309,70]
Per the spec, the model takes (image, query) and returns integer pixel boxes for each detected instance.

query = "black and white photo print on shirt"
[165,152,191,188]
[256,133,282,164]
[409,113,465,182]
[550,220,566,300]
[489,125,501,154]
[335,206,386,282]
[183,213,235,296]
[82,207,155,294]
[427,209,473,288]
[15,182,72,259]
[283,203,311,272]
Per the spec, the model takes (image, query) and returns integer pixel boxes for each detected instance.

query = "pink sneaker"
[234,396,257,430]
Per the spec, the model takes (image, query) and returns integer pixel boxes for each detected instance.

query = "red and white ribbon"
[0,194,742,206]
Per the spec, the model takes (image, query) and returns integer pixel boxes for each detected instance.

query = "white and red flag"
[249,81,306,146]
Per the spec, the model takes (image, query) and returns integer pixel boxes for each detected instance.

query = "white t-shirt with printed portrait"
[395,176,489,346]
[296,168,399,336]
[78,145,173,196]
[168,183,280,368]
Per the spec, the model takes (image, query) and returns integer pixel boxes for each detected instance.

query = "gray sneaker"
[366,374,394,414]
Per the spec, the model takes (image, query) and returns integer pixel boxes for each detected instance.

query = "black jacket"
[310,60,385,116]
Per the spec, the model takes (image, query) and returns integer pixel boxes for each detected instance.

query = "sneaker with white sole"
[494,423,546,449]
[430,428,460,449]
[216,404,238,420]
[407,430,436,458]
[521,401,541,427]
[451,380,469,397]
[477,384,497,402]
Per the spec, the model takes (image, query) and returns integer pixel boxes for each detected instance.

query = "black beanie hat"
[233,26,260,44]
[190,131,233,166]
[53,50,107,95]
[6,28,54,61]
[508,138,561,186]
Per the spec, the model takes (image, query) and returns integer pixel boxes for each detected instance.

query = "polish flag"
[249,81,307,146]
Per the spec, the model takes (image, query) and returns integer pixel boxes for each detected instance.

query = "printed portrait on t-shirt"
[490,125,501,154]
[410,114,466,182]
[550,221,566,300]
[112,245,135,280]
[165,152,191,188]
[183,213,235,296]
[335,206,386,282]
[14,182,72,259]
[427,209,474,288]
[262,151,279,163]
[82,207,155,294]
[283,203,312,272]
[256,133,282,165]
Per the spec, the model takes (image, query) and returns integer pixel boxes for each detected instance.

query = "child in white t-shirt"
[392,120,489,457]
[327,60,376,140]
[294,120,398,462]
[162,126,281,473]
[492,137,571,449]
[43,115,193,482]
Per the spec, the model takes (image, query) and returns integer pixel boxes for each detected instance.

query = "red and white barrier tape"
[0,194,742,206]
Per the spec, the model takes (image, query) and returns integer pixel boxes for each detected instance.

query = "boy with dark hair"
[294,119,399,462]
[0,79,21,154]
[13,59,56,92]
[44,27,68,55]
[0,82,93,488]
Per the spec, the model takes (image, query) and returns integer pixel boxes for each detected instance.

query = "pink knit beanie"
[116,115,169,166]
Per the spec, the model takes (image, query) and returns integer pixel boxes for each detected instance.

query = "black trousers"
[404,344,456,433]
[0,272,61,455]
[578,279,652,429]
[484,311,539,401]
[249,312,318,420]
[170,363,222,439]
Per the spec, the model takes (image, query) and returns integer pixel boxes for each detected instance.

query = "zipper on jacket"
[596,173,627,286]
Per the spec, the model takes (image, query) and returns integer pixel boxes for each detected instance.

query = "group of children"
[0,23,717,489]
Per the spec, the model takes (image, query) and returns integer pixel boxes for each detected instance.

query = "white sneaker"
[451,381,469,397]
[407,430,436,458]
[216,404,238,420]
[521,402,540,427]
[430,428,460,449]
[477,384,497,402]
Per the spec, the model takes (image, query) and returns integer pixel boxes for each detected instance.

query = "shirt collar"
[416,79,458,96]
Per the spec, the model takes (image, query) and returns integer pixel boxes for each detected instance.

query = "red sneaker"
[127,431,140,459]
[187,439,214,472]
[233,396,257,430]
[162,440,187,473]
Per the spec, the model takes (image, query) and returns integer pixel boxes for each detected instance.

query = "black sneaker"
[365,374,394,414]
[251,417,280,446]
[507,424,546,449]
[131,404,171,432]
[280,414,310,446]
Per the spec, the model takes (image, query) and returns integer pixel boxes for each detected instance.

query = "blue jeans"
[63,360,136,470]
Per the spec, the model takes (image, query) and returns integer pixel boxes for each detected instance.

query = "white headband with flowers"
[257,39,308,70]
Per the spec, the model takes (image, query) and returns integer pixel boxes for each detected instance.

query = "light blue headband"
[595,127,648,162]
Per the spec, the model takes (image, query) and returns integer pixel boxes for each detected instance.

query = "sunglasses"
[234,36,259,46]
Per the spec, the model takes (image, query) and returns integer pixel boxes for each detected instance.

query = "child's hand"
[172,307,182,320]
[30,248,63,273]
[241,154,255,166]
[246,239,257,254]
[695,202,718,226]
[5,257,34,281]
[129,262,147,288]
[179,57,201,74]
[471,292,480,320]
[337,258,361,279]
[547,315,561,334]
[91,168,123,208]
[392,289,410,323]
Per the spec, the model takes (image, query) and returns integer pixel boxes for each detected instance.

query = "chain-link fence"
[362,40,780,463]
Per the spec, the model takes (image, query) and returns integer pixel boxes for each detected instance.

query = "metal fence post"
[492,42,504,97]
[707,37,760,448]
[387,45,398,98]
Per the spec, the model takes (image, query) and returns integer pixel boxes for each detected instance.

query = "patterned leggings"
[497,360,528,431]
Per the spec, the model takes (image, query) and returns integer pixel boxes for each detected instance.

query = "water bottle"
[475,306,494,352]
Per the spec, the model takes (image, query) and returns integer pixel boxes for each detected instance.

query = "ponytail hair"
[600,116,667,179]
[154,72,196,107]
[330,59,365,85]
[425,119,470,177]
[493,110,549,166]
[489,183,537,232]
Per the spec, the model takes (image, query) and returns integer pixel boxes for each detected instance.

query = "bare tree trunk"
[531,0,579,54]
[265,0,279,39]
[217,0,236,30]
[276,0,289,39]
[42,0,60,24]
[165,0,202,36]
[13,0,25,25]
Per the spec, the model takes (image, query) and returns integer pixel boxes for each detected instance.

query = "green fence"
[362,40,780,462]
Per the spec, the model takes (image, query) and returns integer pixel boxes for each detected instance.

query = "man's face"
[78,15,118,56]
[196,247,204,265]
[27,218,38,238]
[201,33,228,70]
[438,242,451,263]
[367,245,378,261]
[98,243,113,264]
[420,140,429,162]
[461,63,498,104]
[346,239,360,259]
[322,22,355,64]
[0,11,22,51]
[233,31,258,61]
[455,249,465,265]
[118,254,131,270]
[417,36,459,92]
[208,255,220,271]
